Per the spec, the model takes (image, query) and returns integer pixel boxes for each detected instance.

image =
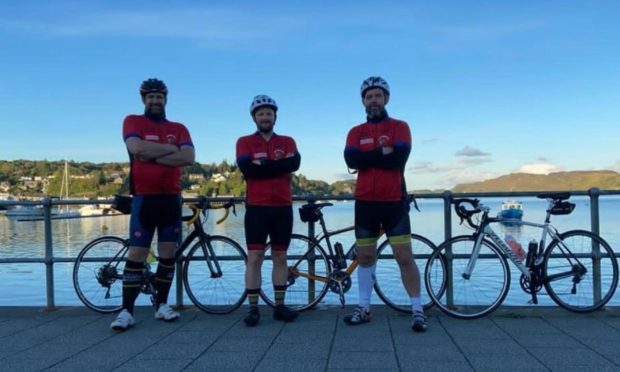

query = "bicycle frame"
[291,216,358,282]
[461,201,586,286]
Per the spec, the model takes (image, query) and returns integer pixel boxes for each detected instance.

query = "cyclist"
[111,78,195,331]
[343,76,427,332]
[236,95,301,326]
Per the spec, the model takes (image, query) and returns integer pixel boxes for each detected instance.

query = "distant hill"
[452,171,620,192]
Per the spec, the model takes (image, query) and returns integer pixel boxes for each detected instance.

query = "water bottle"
[334,242,347,269]
[504,234,526,263]
[525,240,537,267]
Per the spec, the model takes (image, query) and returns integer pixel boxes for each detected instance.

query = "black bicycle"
[259,200,442,313]
[73,197,247,314]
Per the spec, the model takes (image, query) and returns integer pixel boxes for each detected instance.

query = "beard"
[257,121,274,133]
[366,105,387,120]
[145,105,166,119]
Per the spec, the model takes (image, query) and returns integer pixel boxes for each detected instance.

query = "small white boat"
[78,204,119,217]
[5,205,45,217]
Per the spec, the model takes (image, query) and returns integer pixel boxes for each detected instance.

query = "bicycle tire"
[260,234,331,311]
[543,229,619,313]
[183,235,248,314]
[374,234,441,313]
[426,235,510,319]
[73,236,128,313]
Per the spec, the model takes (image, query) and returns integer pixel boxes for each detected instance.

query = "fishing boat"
[498,200,523,220]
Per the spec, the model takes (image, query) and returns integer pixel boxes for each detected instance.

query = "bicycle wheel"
[543,230,619,312]
[73,236,128,313]
[426,235,510,319]
[183,235,247,314]
[261,234,331,311]
[374,234,441,313]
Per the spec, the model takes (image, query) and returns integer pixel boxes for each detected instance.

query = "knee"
[271,250,287,265]
[393,250,413,267]
[247,252,265,267]
[357,253,376,267]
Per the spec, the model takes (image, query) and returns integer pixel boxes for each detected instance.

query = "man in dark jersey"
[111,78,195,331]
[236,95,301,326]
[343,76,427,332]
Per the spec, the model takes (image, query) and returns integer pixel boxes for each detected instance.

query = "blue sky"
[1,1,619,190]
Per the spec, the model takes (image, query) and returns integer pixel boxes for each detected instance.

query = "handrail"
[1,188,619,310]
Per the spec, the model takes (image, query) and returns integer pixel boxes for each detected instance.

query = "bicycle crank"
[519,274,543,294]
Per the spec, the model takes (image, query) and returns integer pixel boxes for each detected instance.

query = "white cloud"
[0,8,305,44]
[515,160,564,175]
[455,146,491,157]
[410,155,492,174]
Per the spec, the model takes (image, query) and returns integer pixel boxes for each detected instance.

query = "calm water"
[1,196,619,307]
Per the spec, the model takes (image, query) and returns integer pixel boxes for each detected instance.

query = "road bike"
[73,197,247,314]
[425,192,618,319]
[259,200,441,312]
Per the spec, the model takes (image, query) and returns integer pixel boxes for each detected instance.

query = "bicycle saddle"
[300,202,333,211]
[536,192,570,201]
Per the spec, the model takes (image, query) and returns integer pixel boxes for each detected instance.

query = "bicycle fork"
[199,239,224,278]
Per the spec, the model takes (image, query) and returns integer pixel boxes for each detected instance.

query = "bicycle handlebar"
[186,197,237,226]
[452,198,482,229]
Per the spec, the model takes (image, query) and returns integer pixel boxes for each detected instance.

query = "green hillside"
[452,171,620,192]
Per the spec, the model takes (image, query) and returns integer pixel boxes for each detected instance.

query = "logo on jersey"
[360,138,374,145]
[274,149,286,160]
[145,134,160,141]
[166,134,177,144]
[379,135,390,146]
[254,152,268,159]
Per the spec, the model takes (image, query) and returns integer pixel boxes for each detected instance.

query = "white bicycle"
[425,192,618,319]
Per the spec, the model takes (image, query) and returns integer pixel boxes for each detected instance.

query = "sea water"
[0,195,619,307]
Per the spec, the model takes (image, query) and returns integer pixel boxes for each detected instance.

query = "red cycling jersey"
[344,117,411,202]
[236,132,300,206]
[123,115,194,195]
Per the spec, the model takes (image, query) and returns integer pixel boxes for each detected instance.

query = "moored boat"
[498,200,523,220]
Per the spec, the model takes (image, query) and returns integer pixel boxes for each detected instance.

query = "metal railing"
[1,188,618,309]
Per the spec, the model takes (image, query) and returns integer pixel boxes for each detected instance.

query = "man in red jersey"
[236,95,301,326]
[111,78,195,331]
[343,76,427,332]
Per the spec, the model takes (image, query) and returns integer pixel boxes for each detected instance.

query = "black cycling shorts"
[129,194,182,247]
[354,199,411,245]
[244,205,293,251]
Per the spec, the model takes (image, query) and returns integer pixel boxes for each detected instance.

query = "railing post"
[306,195,316,304]
[589,187,602,303]
[175,197,186,308]
[442,190,453,242]
[43,197,56,310]
[442,190,454,307]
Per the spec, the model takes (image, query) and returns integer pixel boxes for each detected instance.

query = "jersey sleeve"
[122,115,142,142]
[177,124,194,148]
[344,126,380,170]
[374,121,411,169]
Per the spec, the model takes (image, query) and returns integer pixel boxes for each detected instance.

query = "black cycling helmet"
[140,78,168,97]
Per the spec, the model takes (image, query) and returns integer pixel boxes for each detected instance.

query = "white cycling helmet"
[250,95,278,115]
[360,76,390,97]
